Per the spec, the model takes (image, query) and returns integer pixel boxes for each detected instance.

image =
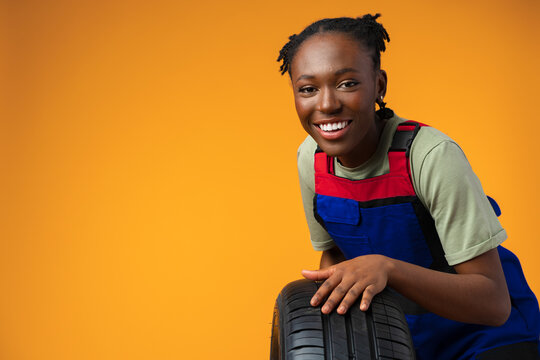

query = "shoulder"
[407,123,506,265]
[411,125,460,161]
[297,135,317,162]
[388,115,454,158]
[297,136,318,187]
[409,125,467,190]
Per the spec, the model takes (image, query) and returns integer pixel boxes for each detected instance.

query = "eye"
[298,86,317,94]
[338,80,359,89]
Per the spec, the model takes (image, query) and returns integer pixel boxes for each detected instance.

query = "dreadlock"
[277,14,393,119]
[277,14,390,77]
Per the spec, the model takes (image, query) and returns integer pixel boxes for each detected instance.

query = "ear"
[376,69,388,100]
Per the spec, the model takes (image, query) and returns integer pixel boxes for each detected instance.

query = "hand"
[301,254,392,315]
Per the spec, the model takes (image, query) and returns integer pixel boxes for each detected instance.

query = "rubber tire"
[270,279,416,360]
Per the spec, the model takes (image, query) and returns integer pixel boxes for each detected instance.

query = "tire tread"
[270,280,416,360]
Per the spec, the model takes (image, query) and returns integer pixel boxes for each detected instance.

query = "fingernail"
[311,296,318,305]
[322,305,329,313]
[338,306,345,313]
[360,303,367,311]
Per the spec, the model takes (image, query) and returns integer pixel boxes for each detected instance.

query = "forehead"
[290,32,373,79]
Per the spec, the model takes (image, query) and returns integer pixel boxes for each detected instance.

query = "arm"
[297,137,336,251]
[302,248,511,326]
[389,248,510,325]
[320,246,346,269]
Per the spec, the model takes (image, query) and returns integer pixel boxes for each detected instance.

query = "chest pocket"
[315,194,433,268]
[315,195,371,259]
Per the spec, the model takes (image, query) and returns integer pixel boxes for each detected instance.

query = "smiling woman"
[273,14,540,360]
[290,32,386,167]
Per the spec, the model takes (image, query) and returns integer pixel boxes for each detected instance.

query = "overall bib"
[313,121,540,359]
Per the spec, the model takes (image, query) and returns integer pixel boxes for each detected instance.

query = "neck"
[337,115,388,168]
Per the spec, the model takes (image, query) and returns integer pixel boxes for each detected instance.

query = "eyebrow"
[295,68,359,82]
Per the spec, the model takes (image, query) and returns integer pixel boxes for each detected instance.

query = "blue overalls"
[313,121,540,359]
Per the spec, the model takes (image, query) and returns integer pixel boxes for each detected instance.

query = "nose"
[316,87,342,114]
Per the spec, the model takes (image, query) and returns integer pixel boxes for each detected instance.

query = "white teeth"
[319,121,348,132]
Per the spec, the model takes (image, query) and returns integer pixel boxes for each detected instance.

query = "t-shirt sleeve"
[410,130,507,266]
[297,137,336,251]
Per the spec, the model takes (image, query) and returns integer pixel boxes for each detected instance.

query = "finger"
[301,267,335,281]
[310,270,343,308]
[321,278,356,314]
[359,284,381,311]
[336,283,364,315]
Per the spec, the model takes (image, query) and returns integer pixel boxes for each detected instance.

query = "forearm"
[386,249,511,326]
[320,246,346,269]
[304,248,511,325]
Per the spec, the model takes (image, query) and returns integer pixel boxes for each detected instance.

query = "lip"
[313,119,352,140]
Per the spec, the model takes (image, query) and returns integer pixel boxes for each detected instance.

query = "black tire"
[270,279,416,360]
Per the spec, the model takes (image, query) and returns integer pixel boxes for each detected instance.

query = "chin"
[316,142,348,158]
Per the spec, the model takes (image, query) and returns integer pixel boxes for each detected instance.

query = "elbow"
[491,301,511,327]
[477,273,512,327]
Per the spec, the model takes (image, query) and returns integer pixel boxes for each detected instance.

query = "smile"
[317,121,351,132]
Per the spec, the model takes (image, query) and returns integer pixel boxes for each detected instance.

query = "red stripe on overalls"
[314,121,427,202]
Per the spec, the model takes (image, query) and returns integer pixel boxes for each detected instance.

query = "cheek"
[293,100,315,133]
[293,98,310,122]
[346,91,375,110]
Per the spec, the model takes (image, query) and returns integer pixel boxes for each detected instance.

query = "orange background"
[1,0,539,359]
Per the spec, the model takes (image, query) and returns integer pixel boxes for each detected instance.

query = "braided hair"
[277,14,390,76]
[277,14,393,119]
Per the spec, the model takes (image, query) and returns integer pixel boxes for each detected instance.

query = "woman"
[277,14,540,359]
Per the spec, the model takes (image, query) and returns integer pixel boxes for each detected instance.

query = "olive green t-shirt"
[297,115,507,266]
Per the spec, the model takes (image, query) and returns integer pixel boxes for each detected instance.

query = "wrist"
[384,256,398,286]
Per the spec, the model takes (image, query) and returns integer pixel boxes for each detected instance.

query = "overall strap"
[390,121,424,155]
[389,121,424,176]
[314,146,332,174]
[390,121,455,273]
[314,120,426,177]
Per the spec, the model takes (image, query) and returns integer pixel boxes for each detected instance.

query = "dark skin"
[290,32,511,326]
[291,32,388,168]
